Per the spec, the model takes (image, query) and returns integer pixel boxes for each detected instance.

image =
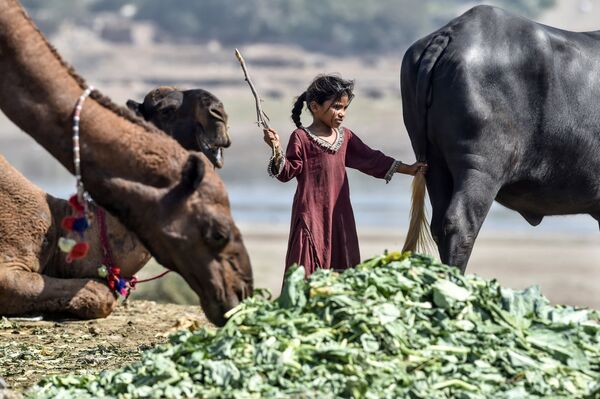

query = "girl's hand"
[399,161,428,176]
[263,128,280,149]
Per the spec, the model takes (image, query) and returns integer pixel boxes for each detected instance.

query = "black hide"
[401,5,600,270]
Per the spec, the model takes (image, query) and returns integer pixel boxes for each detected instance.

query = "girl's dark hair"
[291,74,355,128]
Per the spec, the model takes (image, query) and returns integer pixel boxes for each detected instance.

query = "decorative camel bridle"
[58,87,169,300]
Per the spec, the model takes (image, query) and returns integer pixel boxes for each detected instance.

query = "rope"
[130,270,172,287]
[96,207,115,267]
[97,207,171,296]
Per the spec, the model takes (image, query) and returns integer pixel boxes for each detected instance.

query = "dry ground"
[0,301,209,395]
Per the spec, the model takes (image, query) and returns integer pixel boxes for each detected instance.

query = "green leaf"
[277,265,307,309]
[432,280,472,308]
[372,303,400,324]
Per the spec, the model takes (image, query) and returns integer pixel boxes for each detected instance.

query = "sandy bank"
[239,224,600,310]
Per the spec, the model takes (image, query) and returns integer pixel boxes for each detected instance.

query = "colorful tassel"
[58,237,76,253]
[97,265,108,278]
[116,277,127,292]
[61,216,76,231]
[68,194,85,212]
[62,191,137,298]
[66,242,89,263]
[72,217,89,233]
[61,192,91,262]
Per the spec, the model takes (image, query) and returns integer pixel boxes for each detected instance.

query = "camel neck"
[0,1,87,170]
[0,0,185,188]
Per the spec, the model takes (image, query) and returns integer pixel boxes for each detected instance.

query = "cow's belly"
[496,179,599,216]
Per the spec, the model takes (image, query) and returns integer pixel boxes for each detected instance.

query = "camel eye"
[206,223,231,249]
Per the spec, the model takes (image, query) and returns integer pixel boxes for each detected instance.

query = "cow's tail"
[401,33,449,256]
[402,171,435,255]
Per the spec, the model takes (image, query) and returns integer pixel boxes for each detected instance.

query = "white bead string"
[72,86,94,214]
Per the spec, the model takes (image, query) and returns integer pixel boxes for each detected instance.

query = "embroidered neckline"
[302,126,344,153]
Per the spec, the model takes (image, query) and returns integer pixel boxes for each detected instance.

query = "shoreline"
[239,223,600,310]
[239,222,600,244]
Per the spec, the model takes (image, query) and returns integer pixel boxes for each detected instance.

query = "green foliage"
[21,0,556,55]
[28,252,599,398]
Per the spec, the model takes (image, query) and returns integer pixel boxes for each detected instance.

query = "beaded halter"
[58,86,95,262]
[59,87,170,299]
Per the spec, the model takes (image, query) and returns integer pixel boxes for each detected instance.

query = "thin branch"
[235,49,280,157]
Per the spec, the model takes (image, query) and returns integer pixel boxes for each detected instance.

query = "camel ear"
[126,100,145,118]
[180,153,205,194]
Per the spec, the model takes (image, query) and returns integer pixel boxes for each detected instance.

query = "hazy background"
[2,0,599,307]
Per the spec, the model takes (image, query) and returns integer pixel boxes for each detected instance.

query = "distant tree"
[21,0,557,55]
[21,0,95,34]
[129,0,557,53]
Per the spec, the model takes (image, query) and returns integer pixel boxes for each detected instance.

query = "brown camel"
[0,0,252,326]
[0,87,230,319]
[0,155,151,318]
[127,87,230,168]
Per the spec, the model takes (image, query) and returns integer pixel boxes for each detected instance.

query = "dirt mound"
[0,300,210,395]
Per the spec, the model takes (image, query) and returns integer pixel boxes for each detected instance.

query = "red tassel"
[68,195,85,212]
[69,242,89,260]
[112,267,121,276]
[61,216,76,231]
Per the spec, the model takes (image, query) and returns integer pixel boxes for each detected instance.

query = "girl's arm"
[265,129,304,182]
[346,129,427,181]
[345,129,399,182]
[396,161,428,176]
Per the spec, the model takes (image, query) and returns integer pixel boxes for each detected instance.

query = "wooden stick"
[235,49,280,158]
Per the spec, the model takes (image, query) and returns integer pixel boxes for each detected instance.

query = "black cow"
[401,5,600,272]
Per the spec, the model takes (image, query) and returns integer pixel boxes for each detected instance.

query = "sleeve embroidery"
[267,146,286,178]
[384,160,402,184]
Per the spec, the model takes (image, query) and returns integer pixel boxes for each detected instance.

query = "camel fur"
[0,155,150,318]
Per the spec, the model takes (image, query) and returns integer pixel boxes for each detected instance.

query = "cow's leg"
[438,169,499,272]
[426,149,453,248]
[0,266,116,319]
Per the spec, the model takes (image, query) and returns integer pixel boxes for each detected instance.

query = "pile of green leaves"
[28,253,600,398]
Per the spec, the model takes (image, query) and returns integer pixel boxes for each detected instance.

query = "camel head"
[127,87,230,168]
[102,152,252,326]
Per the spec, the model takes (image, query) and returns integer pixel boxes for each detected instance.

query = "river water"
[39,173,598,237]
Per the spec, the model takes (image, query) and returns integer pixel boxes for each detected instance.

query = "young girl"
[264,74,427,277]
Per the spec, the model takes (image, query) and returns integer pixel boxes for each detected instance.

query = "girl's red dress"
[269,126,399,276]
